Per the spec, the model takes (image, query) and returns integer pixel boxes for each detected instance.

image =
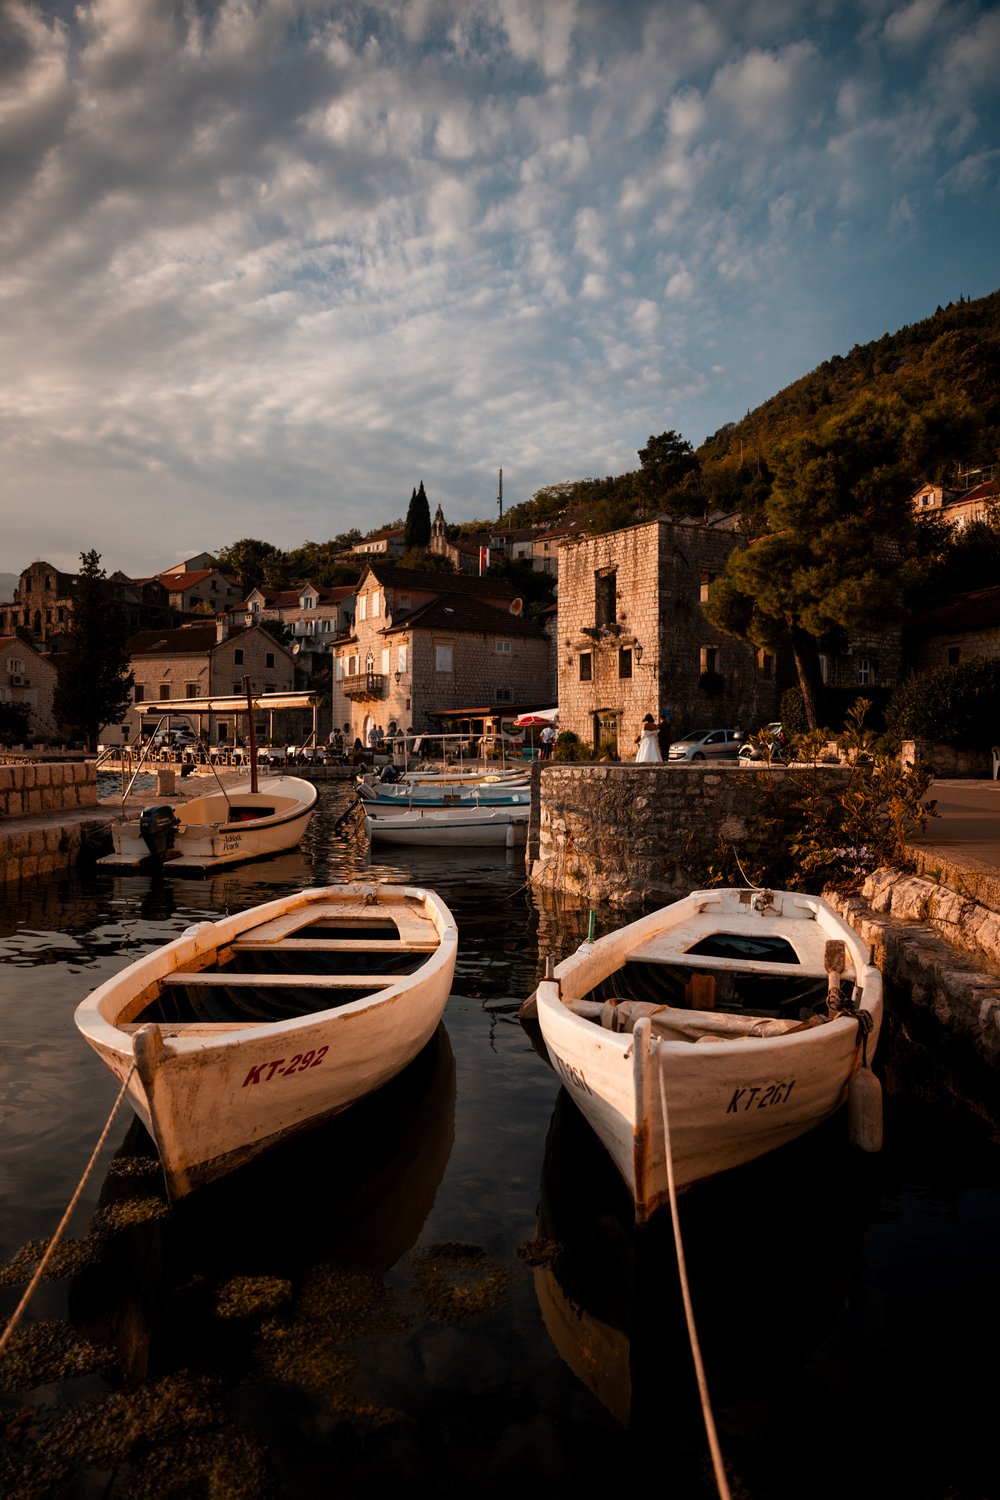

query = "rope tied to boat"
[655,1048,733,1500]
[0,1064,136,1359]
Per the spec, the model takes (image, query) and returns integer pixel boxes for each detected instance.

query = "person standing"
[539,723,556,760]
[635,714,662,762]
[656,714,671,759]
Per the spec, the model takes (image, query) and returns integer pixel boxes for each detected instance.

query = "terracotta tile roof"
[384,594,545,636]
[908,585,1000,636]
[362,560,519,599]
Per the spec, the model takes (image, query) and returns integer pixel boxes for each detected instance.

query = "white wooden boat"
[358,780,531,807]
[364,801,529,846]
[97,774,318,873]
[528,887,882,1224]
[74,882,458,1201]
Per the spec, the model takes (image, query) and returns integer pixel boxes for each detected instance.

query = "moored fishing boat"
[74,882,458,1200]
[97,774,318,873]
[525,886,882,1224]
[364,801,529,846]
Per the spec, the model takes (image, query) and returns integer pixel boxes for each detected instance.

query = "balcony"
[341,672,388,700]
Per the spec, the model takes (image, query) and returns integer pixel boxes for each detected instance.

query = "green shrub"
[552,730,593,763]
[886,658,1000,750]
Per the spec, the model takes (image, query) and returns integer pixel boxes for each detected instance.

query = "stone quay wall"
[0,761,101,885]
[527,762,835,909]
[0,761,97,819]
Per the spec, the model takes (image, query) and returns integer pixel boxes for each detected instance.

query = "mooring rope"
[656,1051,732,1500]
[0,1064,136,1358]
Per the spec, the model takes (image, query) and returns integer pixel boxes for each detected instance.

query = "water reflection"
[531,1090,883,1474]
[68,1025,456,1387]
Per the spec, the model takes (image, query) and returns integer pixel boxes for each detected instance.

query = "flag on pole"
[479,546,490,574]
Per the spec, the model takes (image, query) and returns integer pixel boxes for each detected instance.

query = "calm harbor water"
[1,782,999,1498]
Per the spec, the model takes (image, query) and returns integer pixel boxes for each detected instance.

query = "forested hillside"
[497,288,1000,536]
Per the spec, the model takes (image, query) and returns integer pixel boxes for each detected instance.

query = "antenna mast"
[497,467,503,523]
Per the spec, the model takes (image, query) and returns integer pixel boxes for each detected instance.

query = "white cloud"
[0,0,996,574]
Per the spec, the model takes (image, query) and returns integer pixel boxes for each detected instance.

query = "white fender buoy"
[848,1062,884,1152]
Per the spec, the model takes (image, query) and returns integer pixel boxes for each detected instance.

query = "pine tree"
[53,551,134,751]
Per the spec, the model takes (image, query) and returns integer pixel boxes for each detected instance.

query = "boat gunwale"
[74,884,458,1054]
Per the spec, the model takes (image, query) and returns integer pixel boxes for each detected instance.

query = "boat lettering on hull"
[726,1079,796,1113]
[242,1045,330,1086]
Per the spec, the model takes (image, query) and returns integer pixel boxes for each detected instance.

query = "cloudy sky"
[1,0,998,579]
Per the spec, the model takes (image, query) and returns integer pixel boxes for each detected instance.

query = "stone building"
[556,516,786,756]
[0,636,60,739]
[904,586,1000,673]
[912,470,998,530]
[330,562,552,744]
[152,567,245,617]
[101,620,295,746]
[0,561,174,650]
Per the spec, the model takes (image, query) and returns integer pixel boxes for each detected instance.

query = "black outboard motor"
[139,805,179,860]
[378,763,402,784]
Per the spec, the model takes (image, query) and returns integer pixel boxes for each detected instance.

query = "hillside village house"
[101,620,295,748]
[330,562,553,746]
[151,567,245,617]
[557,516,787,756]
[351,527,405,559]
[232,583,356,650]
[0,636,59,739]
[912,469,998,529]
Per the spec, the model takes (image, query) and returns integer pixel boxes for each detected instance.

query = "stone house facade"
[0,561,175,650]
[556,516,786,756]
[153,568,245,617]
[904,586,1000,673]
[329,563,552,743]
[101,621,295,746]
[912,471,998,530]
[0,636,60,739]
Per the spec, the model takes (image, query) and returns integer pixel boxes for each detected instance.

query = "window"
[210,579,218,592]
[399,593,411,610]
[335,657,344,680]
[134,684,145,702]
[619,647,632,678]
[495,639,512,654]
[757,649,774,680]
[947,646,960,666]
[159,683,170,700]
[381,648,390,675]
[371,591,381,617]
[265,652,275,669]
[595,569,617,627]
[185,682,198,698]
[233,682,242,694]
[358,595,367,621]
[579,652,593,682]
[366,649,375,673]
[700,645,718,674]
[857,655,873,686]
[8,656,24,674]
[398,645,408,672]
[700,573,712,603]
[234,648,244,665]
[435,644,453,673]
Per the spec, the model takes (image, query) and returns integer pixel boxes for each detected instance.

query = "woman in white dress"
[635,714,662,762]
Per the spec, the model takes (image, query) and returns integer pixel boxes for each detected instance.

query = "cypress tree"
[53,551,134,751]
[404,481,432,550]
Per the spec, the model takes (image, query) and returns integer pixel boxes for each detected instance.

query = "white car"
[667,728,745,762]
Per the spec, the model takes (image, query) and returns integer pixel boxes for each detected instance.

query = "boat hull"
[365,805,528,846]
[533,888,882,1223]
[74,883,458,1199]
[99,775,318,871]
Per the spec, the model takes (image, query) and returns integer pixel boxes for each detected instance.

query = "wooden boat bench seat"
[159,972,405,989]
